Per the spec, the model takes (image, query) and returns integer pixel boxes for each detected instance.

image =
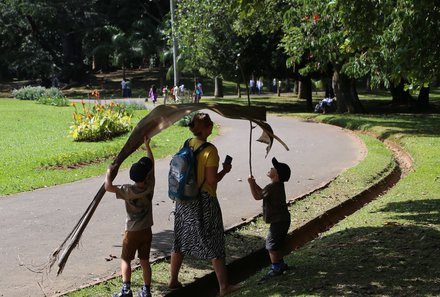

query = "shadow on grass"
[209,96,310,114]
[321,113,440,139]
[376,198,440,226]
[236,198,440,297]
[151,226,266,281]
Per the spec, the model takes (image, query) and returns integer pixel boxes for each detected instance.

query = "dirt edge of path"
[54,133,412,297]
[164,135,412,297]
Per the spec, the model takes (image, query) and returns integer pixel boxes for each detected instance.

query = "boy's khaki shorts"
[121,228,152,261]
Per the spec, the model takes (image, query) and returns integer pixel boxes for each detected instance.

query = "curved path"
[0,113,366,297]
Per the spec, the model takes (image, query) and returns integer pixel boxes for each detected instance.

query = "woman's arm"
[205,160,231,188]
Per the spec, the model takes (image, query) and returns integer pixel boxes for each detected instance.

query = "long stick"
[238,57,253,177]
[48,103,286,275]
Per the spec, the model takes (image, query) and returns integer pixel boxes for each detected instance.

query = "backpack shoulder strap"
[194,141,212,156]
[183,138,191,148]
[184,138,212,156]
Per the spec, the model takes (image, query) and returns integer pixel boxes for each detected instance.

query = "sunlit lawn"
[0,99,194,195]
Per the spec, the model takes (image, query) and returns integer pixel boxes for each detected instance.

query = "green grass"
[3,86,439,296]
[64,129,395,297]
[62,93,440,297]
[0,99,196,196]
[227,113,440,297]
[104,117,440,297]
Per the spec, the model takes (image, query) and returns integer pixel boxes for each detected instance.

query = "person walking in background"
[162,85,170,104]
[126,79,132,98]
[194,80,203,103]
[247,157,291,284]
[168,113,241,296]
[256,78,264,95]
[121,79,127,98]
[105,136,155,297]
[249,78,255,94]
[172,85,179,102]
[148,85,158,105]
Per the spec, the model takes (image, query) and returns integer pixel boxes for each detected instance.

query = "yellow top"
[188,138,219,197]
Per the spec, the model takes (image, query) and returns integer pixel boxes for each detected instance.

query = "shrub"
[13,86,64,101]
[70,101,133,142]
[44,87,64,98]
[37,95,70,106]
[12,86,46,100]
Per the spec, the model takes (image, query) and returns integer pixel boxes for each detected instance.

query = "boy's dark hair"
[130,157,153,182]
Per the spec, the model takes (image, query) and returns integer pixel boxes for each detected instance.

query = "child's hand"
[107,164,116,172]
[248,176,255,184]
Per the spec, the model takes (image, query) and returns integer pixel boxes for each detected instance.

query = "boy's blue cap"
[129,157,152,182]
[272,157,291,182]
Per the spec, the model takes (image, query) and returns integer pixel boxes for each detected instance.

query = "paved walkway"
[0,110,366,297]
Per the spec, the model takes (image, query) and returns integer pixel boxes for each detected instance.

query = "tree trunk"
[158,53,165,88]
[324,77,335,98]
[417,86,430,109]
[61,32,85,83]
[333,68,364,113]
[214,76,223,98]
[390,79,413,105]
[236,82,241,98]
[298,76,313,112]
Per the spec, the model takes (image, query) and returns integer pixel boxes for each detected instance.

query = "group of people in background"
[122,78,203,105]
[105,112,292,297]
[249,77,264,95]
[250,77,283,95]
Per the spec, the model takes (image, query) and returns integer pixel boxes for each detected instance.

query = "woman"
[168,113,239,296]
[148,84,158,105]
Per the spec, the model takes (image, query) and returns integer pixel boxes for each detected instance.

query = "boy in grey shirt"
[105,136,155,297]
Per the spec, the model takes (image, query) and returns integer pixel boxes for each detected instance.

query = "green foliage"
[175,0,289,82]
[36,95,70,106]
[12,86,64,101]
[70,101,133,141]
[0,98,194,196]
[12,86,46,100]
[0,0,170,81]
[175,0,238,78]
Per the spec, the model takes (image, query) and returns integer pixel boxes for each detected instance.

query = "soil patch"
[165,139,412,297]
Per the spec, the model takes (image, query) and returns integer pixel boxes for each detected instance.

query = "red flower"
[313,14,320,22]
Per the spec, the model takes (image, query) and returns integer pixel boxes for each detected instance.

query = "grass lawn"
[226,113,440,296]
[2,86,439,296]
[0,99,195,196]
[62,90,440,297]
[64,128,396,297]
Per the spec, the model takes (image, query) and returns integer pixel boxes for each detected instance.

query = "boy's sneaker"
[137,287,151,297]
[112,289,133,297]
[257,263,289,285]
